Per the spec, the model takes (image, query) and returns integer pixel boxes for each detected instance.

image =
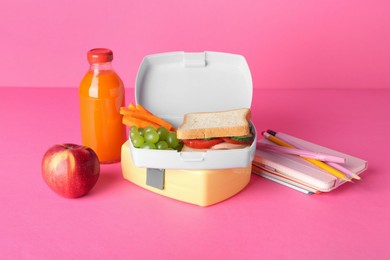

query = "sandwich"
[176,108,254,151]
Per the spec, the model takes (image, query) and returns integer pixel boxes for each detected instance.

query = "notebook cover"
[252,164,318,194]
[254,134,368,192]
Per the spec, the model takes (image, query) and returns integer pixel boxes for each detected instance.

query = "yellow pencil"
[263,132,352,182]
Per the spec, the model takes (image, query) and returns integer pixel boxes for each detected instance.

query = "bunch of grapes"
[130,126,182,150]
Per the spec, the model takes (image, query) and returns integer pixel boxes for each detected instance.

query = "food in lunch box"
[130,125,183,150]
[176,108,254,150]
[120,103,175,131]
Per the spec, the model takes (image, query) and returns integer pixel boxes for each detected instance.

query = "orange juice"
[79,48,126,163]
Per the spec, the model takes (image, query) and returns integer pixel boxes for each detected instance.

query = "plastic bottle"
[79,48,126,163]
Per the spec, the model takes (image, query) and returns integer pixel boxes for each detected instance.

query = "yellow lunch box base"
[121,141,252,206]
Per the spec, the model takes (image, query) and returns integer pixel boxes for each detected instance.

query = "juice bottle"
[79,48,126,163]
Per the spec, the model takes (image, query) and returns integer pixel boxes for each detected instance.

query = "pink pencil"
[266,130,361,180]
[257,142,346,163]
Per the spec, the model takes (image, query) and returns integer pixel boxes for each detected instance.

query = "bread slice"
[177,108,251,139]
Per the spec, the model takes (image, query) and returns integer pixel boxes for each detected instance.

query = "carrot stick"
[136,105,174,130]
[131,112,173,130]
[120,103,175,131]
[120,107,133,115]
[122,117,160,129]
[136,104,153,115]
[128,103,136,111]
[121,107,173,130]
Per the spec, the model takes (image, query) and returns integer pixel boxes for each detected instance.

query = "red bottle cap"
[87,48,113,63]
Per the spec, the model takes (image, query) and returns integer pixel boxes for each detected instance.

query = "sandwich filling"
[181,134,254,150]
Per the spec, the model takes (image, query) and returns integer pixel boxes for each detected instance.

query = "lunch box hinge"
[146,168,165,190]
[183,52,206,68]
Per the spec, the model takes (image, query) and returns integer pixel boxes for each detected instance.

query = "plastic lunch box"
[120,51,256,206]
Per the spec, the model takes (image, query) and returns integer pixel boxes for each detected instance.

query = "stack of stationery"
[252,130,368,194]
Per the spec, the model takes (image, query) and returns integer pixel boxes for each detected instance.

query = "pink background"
[1,0,389,88]
[1,0,390,259]
[2,87,390,259]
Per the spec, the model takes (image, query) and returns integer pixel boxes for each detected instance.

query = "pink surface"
[1,0,390,89]
[1,87,389,259]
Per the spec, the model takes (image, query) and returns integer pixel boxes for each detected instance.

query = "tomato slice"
[182,138,224,149]
[222,137,252,145]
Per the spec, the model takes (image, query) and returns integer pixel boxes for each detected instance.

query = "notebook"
[253,133,368,193]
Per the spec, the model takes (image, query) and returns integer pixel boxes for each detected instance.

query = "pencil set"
[253,130,368,194]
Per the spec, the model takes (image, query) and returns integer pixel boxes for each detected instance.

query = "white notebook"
[253,133,368,193]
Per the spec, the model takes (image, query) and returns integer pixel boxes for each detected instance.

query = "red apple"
[41,143,100,198]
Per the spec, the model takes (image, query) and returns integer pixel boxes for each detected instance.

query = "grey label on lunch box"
[146,168,165,190]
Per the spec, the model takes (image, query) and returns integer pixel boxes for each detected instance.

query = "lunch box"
[121,51,256,206]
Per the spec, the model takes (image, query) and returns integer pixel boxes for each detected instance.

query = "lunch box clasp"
[183,52,206,68]
[179,152,205,162]
[146,168,165,190]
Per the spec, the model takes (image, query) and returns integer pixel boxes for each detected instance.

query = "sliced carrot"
[136,104,153,115]
[128,103,136,111]
[132,112,173,130]
[120,103,175,131]
[120,107,132,115]
[121,107,173,130]
[122,117,160,129]
[136,105,174,130]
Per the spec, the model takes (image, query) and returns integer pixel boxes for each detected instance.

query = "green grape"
[144,131,159,144]
[156,141,169,150]
[130,125,138,133]
[166,132,179,148]
[130,131,136,140]
[157,126,168,141]
[130,130,140,141]
[132,135,144,148]
[141,142,156,149]
[144,126,156,134]
[130,126,138,140]
[138,127,144,136]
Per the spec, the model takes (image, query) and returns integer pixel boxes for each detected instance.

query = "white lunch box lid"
[131,51,255,170]
[135,51,253,127]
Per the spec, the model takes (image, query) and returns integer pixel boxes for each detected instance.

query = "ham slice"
[210,142,248,150]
